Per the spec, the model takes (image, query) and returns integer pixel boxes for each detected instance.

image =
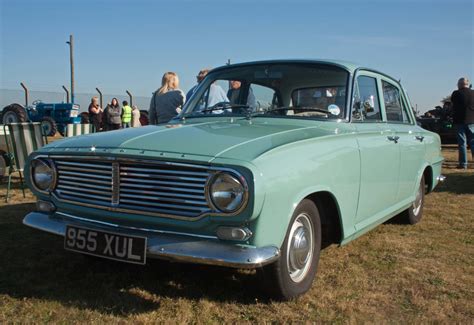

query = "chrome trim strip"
[121,166,209,177]
[120,182,204,194]
[55,211,218,239]
[57,165,112,174]
[56,160,112,169]
[119,193,208,205]
[57,184,112,194]
[111,162,120,206]
[57,189,111,200]
[58,175,111,185]
[120,189,205,200]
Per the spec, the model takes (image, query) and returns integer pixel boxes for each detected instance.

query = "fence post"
[62,85,70,103]
[95,87,103,108]
[20,82,29,107]
[126,90,133,107]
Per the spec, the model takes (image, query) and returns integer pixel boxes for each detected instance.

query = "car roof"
[211,59,359,73]
[211,59,401,86]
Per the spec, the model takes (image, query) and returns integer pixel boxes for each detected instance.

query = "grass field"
[0,146,473,323]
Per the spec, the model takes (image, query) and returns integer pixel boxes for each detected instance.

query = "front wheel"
[260,199,321,300]
[401,176,425,224]
[41,116,57,136]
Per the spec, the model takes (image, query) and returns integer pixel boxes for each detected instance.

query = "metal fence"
[0,89,151,113]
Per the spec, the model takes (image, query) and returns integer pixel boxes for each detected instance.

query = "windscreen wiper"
[260,106,331,115]
[200,102,250,113]
[179,103,250,120]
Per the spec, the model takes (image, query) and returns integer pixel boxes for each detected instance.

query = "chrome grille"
[53,158,213,219]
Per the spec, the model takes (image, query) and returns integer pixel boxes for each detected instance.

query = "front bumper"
[23,212,280,268]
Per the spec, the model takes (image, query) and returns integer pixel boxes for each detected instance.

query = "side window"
[352,76,381,122]
[382,81,410,123]
[250,84,279,112]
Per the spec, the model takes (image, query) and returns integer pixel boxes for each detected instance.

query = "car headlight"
[209,172,248,213]
[31,159,56,192]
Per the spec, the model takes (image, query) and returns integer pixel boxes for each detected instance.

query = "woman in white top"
[149,72,185,124]
[131,105,142,127]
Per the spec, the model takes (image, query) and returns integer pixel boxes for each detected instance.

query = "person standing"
[187,68,228,108]
[186,69,209,101]
[227,80,257,110]
[451,77,474,169]
[121,100,132,128]
[149,72,185,124]
[104,98,122,130]
[88,96,103,131]
[131,105,141,127]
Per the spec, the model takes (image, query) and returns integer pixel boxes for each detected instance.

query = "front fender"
[248,133,360,248]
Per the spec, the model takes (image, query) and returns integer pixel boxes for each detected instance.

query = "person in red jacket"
[451,77,474,169]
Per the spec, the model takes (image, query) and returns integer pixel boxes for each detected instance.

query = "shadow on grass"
[0,203,268,317]
[434,172,474,195]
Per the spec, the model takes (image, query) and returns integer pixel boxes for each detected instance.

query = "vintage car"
[23,60,444,299]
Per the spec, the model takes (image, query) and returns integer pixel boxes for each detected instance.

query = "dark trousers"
[108,123,121,131]
[456,123,474,167]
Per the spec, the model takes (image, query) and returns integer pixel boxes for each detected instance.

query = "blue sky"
[0,0,473,112]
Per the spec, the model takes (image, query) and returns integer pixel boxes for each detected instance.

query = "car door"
[352,72,400,227]
[380,78,425,202]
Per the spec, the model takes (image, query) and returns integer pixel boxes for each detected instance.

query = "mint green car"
[23,60,444,299]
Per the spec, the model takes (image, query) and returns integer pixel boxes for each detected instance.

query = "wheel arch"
[304,191,344,246]
[423,165,433,194]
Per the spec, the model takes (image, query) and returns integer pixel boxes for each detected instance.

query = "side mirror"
[363,99,374,113]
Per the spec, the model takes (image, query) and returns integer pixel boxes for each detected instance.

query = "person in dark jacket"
[104,98,122,130]
[451,77,474,169]
[88,96,103,131]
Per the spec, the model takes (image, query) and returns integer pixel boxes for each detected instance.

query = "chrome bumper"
[23,212,280,269]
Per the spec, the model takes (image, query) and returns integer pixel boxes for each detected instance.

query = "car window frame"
[379,76,415,125]
[350,70,384,124]
[181,63,353,122]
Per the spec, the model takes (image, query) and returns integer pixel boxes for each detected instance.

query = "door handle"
[387,136,400,143]
[415,135,424,142]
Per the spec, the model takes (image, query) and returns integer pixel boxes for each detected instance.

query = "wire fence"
[0,89,151,113]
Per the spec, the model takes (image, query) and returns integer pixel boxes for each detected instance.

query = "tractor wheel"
[80,112,90,124]
[41,116,57,136]
[139,110,149,126]
[2,103,27,124]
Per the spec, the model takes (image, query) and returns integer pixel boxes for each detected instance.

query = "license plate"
[64,225,147,265]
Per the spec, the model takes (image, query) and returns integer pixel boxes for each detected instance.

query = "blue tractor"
[1,83,81,136]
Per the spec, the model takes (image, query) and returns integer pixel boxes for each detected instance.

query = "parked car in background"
[23,60,444,299]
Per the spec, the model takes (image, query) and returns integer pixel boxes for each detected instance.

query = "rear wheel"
[41,116,57,136]
[260,199,321,300]
[2,103,27,124]
[400,176,425,224]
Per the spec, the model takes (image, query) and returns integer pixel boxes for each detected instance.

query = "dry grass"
[0,146,473,323]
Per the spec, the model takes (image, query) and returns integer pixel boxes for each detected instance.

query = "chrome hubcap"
[287,213,313,283]
[412,182,423,215]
